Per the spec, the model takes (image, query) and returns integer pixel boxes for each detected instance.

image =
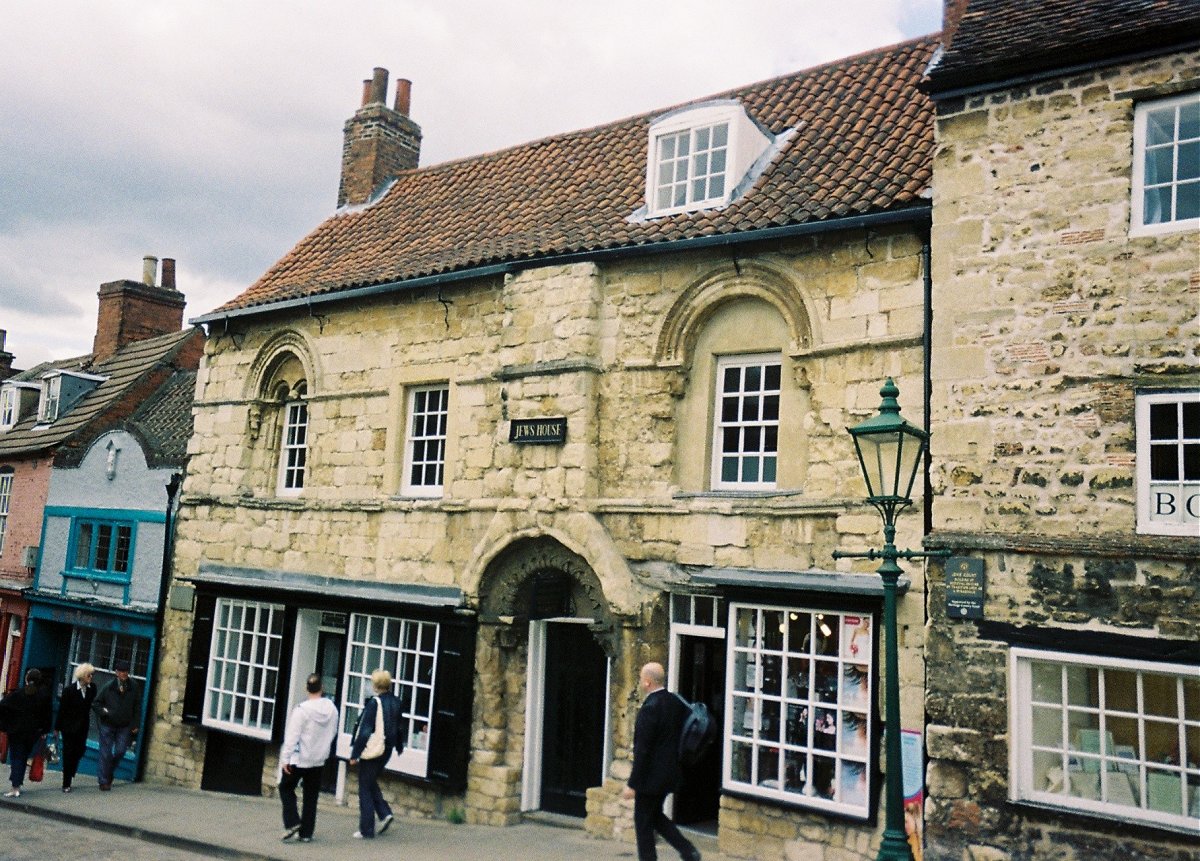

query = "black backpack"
[675,694,717,767]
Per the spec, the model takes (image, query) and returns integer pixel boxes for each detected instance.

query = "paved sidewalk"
[1,778,732,861]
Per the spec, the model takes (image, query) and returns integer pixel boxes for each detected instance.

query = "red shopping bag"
[29,753,44,782]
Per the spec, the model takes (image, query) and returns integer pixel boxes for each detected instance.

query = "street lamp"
[833,378,947,861]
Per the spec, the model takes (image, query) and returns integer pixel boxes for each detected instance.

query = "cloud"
[0,0,941,368]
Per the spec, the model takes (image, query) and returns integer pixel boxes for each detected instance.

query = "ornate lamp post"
[833,378,947,861]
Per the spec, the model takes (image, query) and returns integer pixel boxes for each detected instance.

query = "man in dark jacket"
[0,668,52,798]
[622,662,700,861]
[92,660,140,791]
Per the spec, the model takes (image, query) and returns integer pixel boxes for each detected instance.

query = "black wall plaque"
[945,557,985,619]
[509,417,567,445]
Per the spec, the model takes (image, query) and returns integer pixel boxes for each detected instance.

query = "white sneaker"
[378,813,394,834]
[3,789,19,798]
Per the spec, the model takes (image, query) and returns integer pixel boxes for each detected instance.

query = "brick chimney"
[942,0,971,46]
[338,67,421,208]
[0,330,15,381]
[92,256,186,363]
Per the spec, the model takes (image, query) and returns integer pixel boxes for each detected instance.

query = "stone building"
[922,1,1200,858]
[148,41,940,859]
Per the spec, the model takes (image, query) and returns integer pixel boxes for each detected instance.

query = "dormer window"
[644,101,776,218]
[0,382,41,430]
[35,370,106,426]
[656,122,729,211]
[0,387,15,429]
[39,376,62,423]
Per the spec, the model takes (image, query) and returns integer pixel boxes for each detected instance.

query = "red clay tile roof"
[925,0,1200,94]
[211,36,939,316]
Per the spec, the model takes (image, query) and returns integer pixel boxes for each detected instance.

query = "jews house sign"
[509,417,567,445]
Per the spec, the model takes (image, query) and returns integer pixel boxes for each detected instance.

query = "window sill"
[1007,797,1199,839]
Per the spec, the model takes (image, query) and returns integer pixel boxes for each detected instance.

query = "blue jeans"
[97,724,132,786]
[357,757,392,836]
[7,736,36,789]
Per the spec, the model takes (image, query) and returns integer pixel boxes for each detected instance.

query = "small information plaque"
[509,417,567,445]
[945,556,985,619]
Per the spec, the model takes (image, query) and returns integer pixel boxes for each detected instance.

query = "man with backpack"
[622,661,701,861]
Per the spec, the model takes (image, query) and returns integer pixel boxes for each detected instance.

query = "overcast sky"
[0,0,941,369]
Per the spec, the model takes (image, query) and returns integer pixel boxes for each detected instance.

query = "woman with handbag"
[348,668,404,839]
[0,668,52,798]
[55,663,97,793]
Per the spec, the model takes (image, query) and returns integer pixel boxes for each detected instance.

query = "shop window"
[1135,391,1200,536]
[68,627,149,746]
[340,612,440,777]
[0,468,11,555]
[402,384,448,497]
[711,354,781,490]
[67,518,134,580]
[202,598,285,740]
[1132,92,1200,236]
[671,593,725,630]
[1010,648,1200,833]
[725,602,874,817]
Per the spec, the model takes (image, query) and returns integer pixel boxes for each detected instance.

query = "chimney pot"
[360,79,372,107]
[161,258,177,291]
[142,256,158,286]
[394,79,412,116]
[368,67,389,105]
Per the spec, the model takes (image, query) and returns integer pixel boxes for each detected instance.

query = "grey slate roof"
[924,0,1200,95]
[0,328,202,460]
[126,368,198,467]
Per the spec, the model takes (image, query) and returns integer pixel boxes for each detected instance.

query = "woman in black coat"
[0,668,52,798]
[55,663,97,793]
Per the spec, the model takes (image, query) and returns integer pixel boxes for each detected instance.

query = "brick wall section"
[93,280,186,363]
[927,47,1200,860]
[0,456,51,580]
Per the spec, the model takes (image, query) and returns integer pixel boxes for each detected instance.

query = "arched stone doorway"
[473,537,621,820]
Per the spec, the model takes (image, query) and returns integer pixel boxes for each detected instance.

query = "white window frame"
[1135,391,1199,537]
[1010,648,1200,833]
[1131,91,1200,237]
[0,469,12,556]
[203,598,285,740]
[644,101,773,218]
[0,387,15,429]
[276,397,308,496]
[38,375,61,423]
[724,601,875,818]
[339,612,440,777]
[711,353,781,490]
[401,384,448,497]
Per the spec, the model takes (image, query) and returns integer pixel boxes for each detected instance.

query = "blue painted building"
[23,368,196,783]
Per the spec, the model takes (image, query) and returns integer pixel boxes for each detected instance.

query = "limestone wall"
[148,223,933,859]
[927,47,1200,861]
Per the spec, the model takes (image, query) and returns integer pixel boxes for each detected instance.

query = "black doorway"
[315,629,346,793]
[673,634,725,825]
[540,623,607,817]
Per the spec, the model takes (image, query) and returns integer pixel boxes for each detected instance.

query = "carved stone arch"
[655,259,818,367]
[476,536,622,657]
[243,329,322,401]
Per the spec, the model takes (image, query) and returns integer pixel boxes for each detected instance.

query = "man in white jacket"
[279,673,339,843]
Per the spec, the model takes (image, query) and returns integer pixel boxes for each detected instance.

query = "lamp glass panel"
[896,428,925,500]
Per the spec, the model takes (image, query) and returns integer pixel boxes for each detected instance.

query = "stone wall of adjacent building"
[148,223,933,858]
[927,46,1199,861]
